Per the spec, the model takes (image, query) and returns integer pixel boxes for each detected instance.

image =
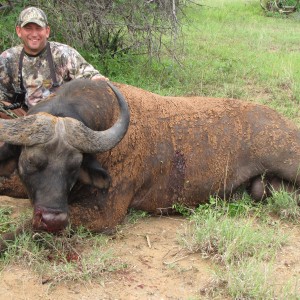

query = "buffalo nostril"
[32,210,68,232]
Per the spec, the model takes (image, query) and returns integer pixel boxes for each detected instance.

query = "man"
[0,6,107,110]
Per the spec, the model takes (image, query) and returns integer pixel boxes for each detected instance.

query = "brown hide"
[0,103,27,198]
[69,83,300,231]
[0,173,27,198]
[1,83,300,232]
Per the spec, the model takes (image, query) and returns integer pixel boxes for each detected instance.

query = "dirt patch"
[272,224,300,295]
[0,196,300,299]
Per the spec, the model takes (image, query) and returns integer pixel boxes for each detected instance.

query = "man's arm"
[0,56,15,103]
[64,45,108,81]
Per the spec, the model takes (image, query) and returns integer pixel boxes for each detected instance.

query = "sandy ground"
[0,197,299,300]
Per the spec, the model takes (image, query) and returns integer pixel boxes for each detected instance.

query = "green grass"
[187,209,285,264]
[178,0,300,108]
[0,215,120,285]
[2,0,300,124]
[178,194,300,299]
[175,191,300,298]
[96,0,300,123]
[126,208,149,224]
[267,189,300,220]
[0,207,15,232]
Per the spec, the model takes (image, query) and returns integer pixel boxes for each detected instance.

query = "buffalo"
[0,79,299,233]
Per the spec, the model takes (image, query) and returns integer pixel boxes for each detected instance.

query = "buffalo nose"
[32,209,68,232]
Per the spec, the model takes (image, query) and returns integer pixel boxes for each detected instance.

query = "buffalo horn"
[0,113,55,145]
[64,82,130,153]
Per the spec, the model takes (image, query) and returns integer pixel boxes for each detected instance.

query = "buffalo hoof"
[32,208,68,232]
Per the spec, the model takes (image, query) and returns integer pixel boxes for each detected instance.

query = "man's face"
[16,23,50,55]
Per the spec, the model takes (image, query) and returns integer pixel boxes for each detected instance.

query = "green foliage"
[0,207,14,232]
[29,0,186,65]
[0,204,31,234]
[83,0,300,125]
[172,195,253,218]
[0,5,22,52]
[2,0,300,127]
[126,208,149,224]
[267,189,300,221]
[172,203,193,217]
[190,193,261,219]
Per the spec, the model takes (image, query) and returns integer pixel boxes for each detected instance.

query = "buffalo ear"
[78,154,111,189]
[0,143,20,176]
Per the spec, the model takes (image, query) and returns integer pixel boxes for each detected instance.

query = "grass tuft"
[179,195,293,299]
[267,189,300,221]
[182,206,286,264]
[0,222,122,285]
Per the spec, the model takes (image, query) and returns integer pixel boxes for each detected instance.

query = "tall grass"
[97,0,300,123]
[2,0,300,123]
[267,189,300,220]
[178,195,300,299]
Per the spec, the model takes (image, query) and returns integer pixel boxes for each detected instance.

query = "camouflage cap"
[18,7,48,28]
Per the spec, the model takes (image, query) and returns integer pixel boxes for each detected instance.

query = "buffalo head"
[0,81,130,232]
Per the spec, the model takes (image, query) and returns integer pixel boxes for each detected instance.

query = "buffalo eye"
[66,154,82,175]
[19,150,48,175]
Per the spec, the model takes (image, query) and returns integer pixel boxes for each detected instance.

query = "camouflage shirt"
[0,41,104,108]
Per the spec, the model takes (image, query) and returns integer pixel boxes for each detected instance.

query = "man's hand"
[91,75,109,82]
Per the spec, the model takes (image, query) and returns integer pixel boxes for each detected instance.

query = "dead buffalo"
[0,78,299,233]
